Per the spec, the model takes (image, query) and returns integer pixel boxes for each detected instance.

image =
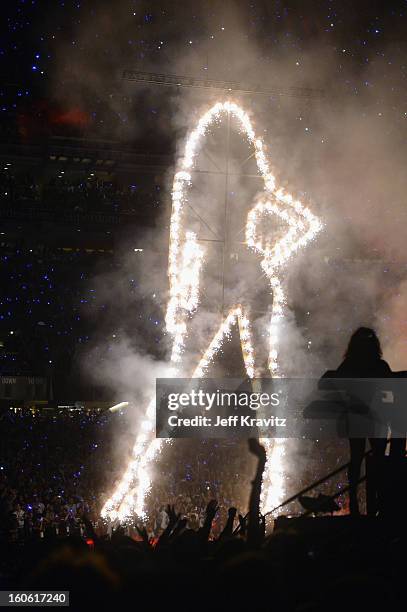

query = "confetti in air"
[101,101,322,522]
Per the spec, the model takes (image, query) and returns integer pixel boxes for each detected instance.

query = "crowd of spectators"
[0,246,110,381]
[0,168,162,217]
[0,408,130,543]
[0,405,352,545]
[144,439,257,538]
[0,243,164,396]
[0,430,403,610]
[0,409,265,544]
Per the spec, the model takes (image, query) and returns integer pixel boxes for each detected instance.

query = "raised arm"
[247,438,267,546]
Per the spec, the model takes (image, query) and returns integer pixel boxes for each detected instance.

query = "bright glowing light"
[101,101,322,521]
[109,401,129,413]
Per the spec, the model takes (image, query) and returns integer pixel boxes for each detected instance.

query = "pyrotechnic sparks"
[166,229,204,363]
[101,101,322,522]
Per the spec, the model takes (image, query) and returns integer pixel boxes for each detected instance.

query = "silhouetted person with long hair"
[322,327,391,515]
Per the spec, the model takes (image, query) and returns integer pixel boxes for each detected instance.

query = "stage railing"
[265,441,393,518]
[233,445,378,534]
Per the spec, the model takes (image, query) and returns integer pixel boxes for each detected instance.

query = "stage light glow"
[109,401,129,413]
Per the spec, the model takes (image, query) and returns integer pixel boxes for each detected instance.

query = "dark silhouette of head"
[344,327,382,361]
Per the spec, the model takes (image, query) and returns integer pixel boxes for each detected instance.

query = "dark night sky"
[2,0,407,135]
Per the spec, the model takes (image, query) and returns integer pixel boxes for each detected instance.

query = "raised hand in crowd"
[156,504,181,547]
[170,517,188,540]
[198,499,219,541]
[219,506,237,540]
[248,438,267,546]
[238,513,247,538]
[135,524,151,549]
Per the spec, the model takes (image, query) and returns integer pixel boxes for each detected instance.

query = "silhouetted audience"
[0,439,403,611]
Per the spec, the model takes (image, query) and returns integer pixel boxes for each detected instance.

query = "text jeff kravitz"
[167,414,287,428]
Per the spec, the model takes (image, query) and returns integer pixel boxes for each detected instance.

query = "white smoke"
[50,1,407,510]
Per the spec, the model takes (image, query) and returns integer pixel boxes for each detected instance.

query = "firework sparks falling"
[101,101,322,522]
